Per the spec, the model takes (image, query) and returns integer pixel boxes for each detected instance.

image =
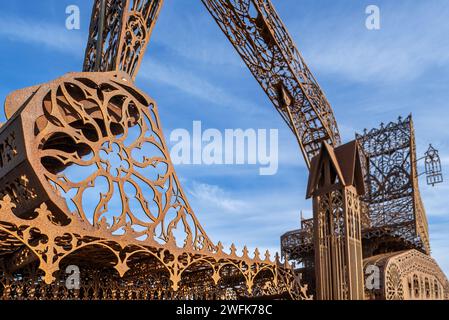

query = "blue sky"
[0,0,448,276]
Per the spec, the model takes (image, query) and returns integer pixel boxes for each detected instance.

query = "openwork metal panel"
[83,0,164,78]
[356,116,430,254]
[0,195,309,300]
[282,116,431,260]
[307,142,365,300]
[314,186,363,300]
[363,250,449,300]
[2,0,446,301]
[424,145,443,186]
[1,72,213,252]
[201,0,341,167]
[281,217,313,262]
[0,71,310,300]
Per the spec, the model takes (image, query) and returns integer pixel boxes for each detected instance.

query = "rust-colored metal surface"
[2,71,212,250]
[281,116,448,299]
[356,116,430,255]
[201,0,341,168]
[363,250,449,300]
[307,141,365,300]
[0,194,308,299]
[83,0,342,168]
[0,0,447,301]
[0,71,310,300]
[83,0,164,78]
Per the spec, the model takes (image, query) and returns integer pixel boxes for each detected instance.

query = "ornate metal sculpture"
[83,0,164,78]
[364,250,449,300]
[2,71,212,250]
[201,0,341,167]
[85,0,342,167]
[0,71,310,300]
[423,145,443,186]
[0,0,318,300]
[281,116,448,299]
[306,141,365,300]
[1,0,447,301]
[356,116,430,255]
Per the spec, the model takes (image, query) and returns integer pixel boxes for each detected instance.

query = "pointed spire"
[265,250,271,262]
[275,252,280,264]
[230,243,237,256]
[242,246,249,259]
[216,241,224,254]
[254,248,260,260]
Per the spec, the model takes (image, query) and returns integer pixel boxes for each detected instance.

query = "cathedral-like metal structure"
[282,116,448,299]
[0,0,447,300]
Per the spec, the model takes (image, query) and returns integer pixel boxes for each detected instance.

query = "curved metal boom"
[201,0,341,167]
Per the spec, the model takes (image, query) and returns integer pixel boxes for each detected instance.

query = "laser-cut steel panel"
[83,0,163,79]
[356,116,430,255]
[201,0,341,167]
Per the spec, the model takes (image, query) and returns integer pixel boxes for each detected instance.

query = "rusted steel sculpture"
[0,0,314,300]
[424,145,443,186]
[0,71,309,300]
[357,116,430,255]
[282,116,449,299]
[83,0,163,78]
[1,71,213,252]
[202,0,341,168]
[363,250,449,300]
[1,0,447,301]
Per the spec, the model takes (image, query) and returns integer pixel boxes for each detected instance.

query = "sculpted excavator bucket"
[0,70,310,299]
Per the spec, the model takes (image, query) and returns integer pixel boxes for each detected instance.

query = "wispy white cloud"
[189,181,247,213]
[0,15,84,55]
[139,59,263,115]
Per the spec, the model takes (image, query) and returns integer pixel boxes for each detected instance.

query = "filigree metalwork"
[0,71,310,300]
[307,141,365,300]
[201,0,341,167]
[1,0,447,301]
[282,116,439,298]
[356,115,430,254]
[424,144,443,186]
[0,194,310,300]
[83,0,164,79]
[1,71,213,251]
[385,263,404,300]
[281,217,313,261]
[363,250,449,300]
[84,0,342,167]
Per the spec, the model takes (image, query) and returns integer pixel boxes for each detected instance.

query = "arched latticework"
[0,193,310,300]
[363,250,449,300]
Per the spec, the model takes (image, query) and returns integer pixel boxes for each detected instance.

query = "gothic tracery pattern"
[0,71,310,300]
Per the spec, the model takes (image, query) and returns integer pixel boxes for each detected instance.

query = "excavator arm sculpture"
[0,0,316,300]
[1,0,444,302]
